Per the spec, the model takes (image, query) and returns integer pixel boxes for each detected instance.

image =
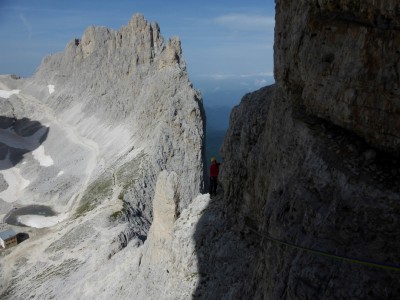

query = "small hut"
[0,228,17,249]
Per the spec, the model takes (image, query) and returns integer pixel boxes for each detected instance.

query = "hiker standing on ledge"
[209,157,220,198]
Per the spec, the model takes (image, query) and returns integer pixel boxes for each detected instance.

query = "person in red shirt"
[209,157,221,197]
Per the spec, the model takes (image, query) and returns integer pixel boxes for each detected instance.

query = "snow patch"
[0,89,20,98]
[0,165,30,203]
[32,145,54,167]
[17,213,66,228]
[57,171,64,177]
[48,85,55,94]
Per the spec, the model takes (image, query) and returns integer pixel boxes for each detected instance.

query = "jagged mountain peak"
[36,13,184,93]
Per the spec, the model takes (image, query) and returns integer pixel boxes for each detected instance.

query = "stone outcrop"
[143,171,179,265]
[126,171,206,299]
[132,171,256,299]
[215,1,400,298]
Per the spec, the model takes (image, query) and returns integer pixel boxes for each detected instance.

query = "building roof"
[0,229,17,240]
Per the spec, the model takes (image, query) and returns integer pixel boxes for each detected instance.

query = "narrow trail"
[15,90,100,215]
[0,85,101,295]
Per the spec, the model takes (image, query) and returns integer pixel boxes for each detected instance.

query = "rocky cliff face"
[217,1,400,298]
[275,0,400,153]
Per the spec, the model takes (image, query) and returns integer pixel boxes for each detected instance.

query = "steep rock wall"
[220,1,400,298]
[275,0,400,152]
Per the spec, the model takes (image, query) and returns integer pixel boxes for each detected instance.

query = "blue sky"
[0,0,275,107]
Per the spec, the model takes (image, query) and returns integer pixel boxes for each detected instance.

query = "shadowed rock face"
[275,0,400,153]
[219,84,400,298]
[192,1,400,299]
